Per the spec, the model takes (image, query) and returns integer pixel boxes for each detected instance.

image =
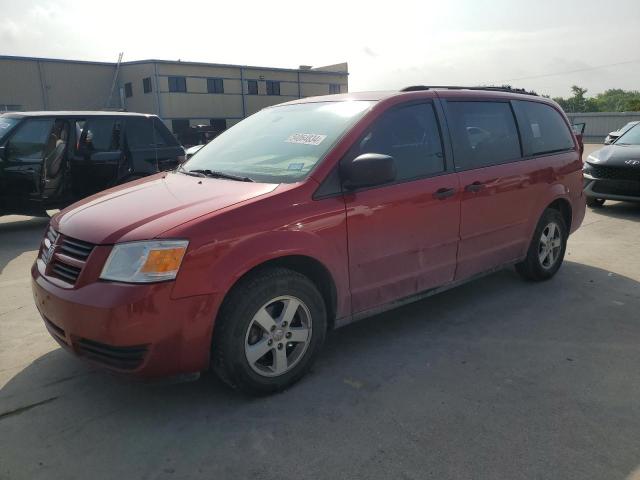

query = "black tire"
[516,208,567,281]
[211,267,327,395]
[586,197,605,208]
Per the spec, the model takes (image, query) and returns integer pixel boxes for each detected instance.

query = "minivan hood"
[54,172,278,244]
[586,144,640,167]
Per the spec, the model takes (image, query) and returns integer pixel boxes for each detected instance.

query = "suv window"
[80,118,121,152]
[126,117,156,149]
[349,103,445,181]
[513,101,575,155]
[447,101,521,170]
[6,118,54,161]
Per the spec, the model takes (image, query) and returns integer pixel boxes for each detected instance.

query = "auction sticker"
[285,133,327,146]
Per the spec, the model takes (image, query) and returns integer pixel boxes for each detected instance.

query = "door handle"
[433,187,456,200]
[465,181,486,193]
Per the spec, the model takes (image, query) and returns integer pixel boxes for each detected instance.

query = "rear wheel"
[211,267,327,395]
[516,208,567,281]
[586,197,605,208]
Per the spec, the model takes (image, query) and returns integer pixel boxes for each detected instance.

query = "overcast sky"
[1,0,639,98]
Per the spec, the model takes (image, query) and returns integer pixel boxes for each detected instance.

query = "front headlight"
[100,240,188,283]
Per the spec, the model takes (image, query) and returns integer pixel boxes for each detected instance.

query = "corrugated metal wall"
[566,112,640,143]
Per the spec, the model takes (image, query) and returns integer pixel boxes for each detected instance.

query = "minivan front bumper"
[31,262,220,378]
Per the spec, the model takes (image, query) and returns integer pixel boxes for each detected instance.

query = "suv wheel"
[516,208,567,281]
[586,197,605,208]
[212,267,327,395]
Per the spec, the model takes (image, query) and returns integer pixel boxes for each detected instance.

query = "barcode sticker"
[285,133,327,146]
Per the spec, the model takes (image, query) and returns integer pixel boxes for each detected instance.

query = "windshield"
[0,117,19,142]
[181,101,374,183]
[615,123,640,145]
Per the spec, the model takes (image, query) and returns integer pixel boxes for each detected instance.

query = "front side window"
[614,123,640,145]
[346,103,445,181]
[80,118,121,152]
[183,101,373,183]
[513,101,574,156]
[447,101,521,170]
[266,80,280,96]
[207,78,224,94]
[0,116,19,142]
[6,118,54,161]
[247,80,258,95]
[168,76,187,93]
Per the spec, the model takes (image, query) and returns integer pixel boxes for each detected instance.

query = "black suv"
[0,111,185,216]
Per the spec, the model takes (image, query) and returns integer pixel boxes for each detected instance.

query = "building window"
[168,76,187,93]
[329,84,341,94]
[143,77,152,94]
[247,79,258,95]
[207,78,224,94]
[172,119,190,134]
[266,80,280,96]
[210,118,227,132]
[124,82,133,98]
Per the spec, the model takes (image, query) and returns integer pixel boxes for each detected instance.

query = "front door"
[2,117,54,207]
[343,102,461,314]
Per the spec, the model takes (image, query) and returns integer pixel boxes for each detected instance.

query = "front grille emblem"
[42,232,59,265]
[625,160,640,166]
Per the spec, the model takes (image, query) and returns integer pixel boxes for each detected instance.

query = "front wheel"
[516,208,567,281]
[211,267,327,395]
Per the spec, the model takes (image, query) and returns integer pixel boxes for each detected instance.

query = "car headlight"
[586,154,599,163]
[100,240,188,283]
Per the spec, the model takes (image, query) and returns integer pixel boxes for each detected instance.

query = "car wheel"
[586,197,605,208]
[211,267,327,395]
[516,208,567,281]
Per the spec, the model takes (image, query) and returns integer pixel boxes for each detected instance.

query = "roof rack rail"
[400,85,538,96]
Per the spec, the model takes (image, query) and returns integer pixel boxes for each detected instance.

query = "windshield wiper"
[187,169,254,182]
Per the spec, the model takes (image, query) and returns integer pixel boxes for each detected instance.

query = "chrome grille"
[40,226,95,286]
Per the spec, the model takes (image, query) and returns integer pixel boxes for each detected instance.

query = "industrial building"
[0,55,349,135]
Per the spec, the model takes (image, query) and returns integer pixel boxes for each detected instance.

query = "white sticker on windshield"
[286,133,327,146]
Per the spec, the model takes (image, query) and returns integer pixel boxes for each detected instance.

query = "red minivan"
[32,87,586,394]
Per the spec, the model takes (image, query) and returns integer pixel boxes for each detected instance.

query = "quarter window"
[168,76,187,93]
[247,80,258,95]
[348,103,445,182]
[266,80,280,96]
[207,78,224,94]
[513,101,574,156]
[446,101,521,170]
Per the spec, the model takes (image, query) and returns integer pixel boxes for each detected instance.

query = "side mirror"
[342,153,396,190]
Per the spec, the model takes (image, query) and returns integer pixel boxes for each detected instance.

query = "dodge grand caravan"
[32,87,586,394]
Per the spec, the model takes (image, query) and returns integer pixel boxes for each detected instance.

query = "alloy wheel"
[538,222,562,269]
[244,296,312,377]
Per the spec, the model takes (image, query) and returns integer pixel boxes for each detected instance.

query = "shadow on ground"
[588,200,640,223]
[0,216,49,273]
[1,261,640,480]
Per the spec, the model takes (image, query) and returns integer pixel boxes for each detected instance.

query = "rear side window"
[80,118,121,152]
[350,103,445,181]
[513,101,574,156]
[446,101,521,170]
